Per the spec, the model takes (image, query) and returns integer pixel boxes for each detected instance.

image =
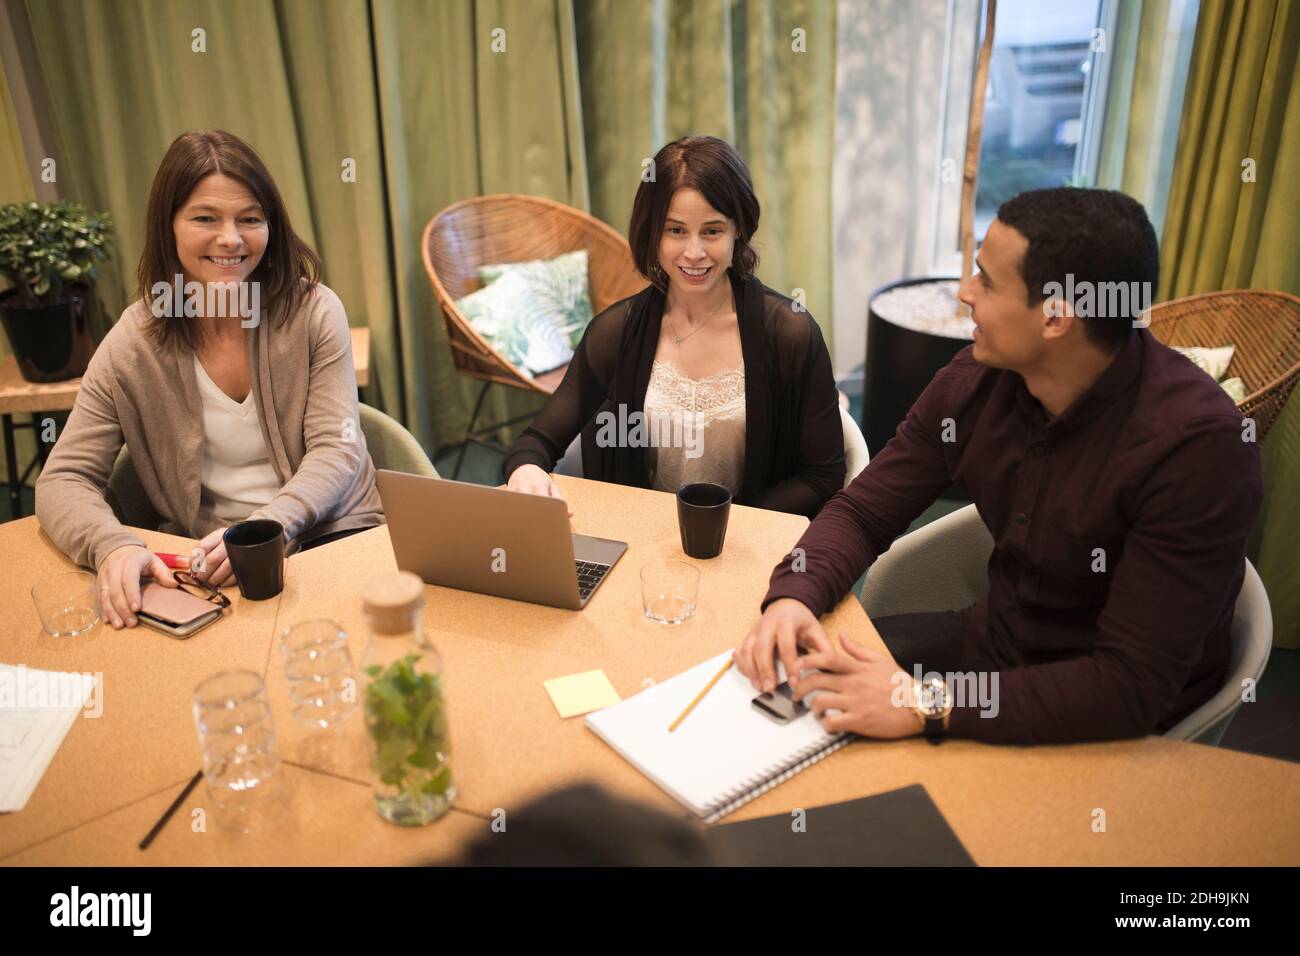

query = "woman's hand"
[98,545,178,629]
[192,527,236,587]
[506,464,572,517]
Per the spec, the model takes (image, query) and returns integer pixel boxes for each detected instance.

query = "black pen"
[138,770,203,850]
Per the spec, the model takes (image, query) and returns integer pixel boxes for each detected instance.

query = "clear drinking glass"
[31,571,99,637]
[279,619,357,730]
[640,559,700,624]
[192,670,282,832]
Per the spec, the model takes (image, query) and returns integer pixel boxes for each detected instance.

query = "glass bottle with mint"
[361,572,455,826]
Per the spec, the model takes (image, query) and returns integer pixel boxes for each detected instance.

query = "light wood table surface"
[5,766,486,867]
[0,514,473,866]
[0,519,279,858]
[3,476,1299,866]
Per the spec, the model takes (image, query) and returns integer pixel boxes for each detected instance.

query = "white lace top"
[644,359,746,496]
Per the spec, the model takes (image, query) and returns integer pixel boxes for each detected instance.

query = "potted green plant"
[0,200,113,382]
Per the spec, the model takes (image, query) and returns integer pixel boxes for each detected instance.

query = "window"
[929,0,1116,275]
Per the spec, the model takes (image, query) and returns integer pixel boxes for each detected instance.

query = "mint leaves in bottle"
[361,572,455,826]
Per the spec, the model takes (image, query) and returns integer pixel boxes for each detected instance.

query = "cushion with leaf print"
[478,249,594,349]
[1172,344,1245,403]
[456,268,575,377]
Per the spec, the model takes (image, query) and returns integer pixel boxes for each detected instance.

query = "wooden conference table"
[2,475,1298,866]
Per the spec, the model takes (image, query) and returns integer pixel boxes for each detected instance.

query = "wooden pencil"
[668,658,734,732]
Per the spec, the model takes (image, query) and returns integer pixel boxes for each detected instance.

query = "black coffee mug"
[223,519,286,600]
[676,483,732,559]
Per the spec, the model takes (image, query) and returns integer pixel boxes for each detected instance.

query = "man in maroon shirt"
[733,188,1263,744]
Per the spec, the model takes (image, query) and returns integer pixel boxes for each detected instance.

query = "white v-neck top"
[194,354,280,524]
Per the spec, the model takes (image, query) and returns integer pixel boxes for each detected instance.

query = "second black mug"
[676,483,732,559]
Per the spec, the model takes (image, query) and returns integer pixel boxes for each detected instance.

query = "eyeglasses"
[174,571,232,609]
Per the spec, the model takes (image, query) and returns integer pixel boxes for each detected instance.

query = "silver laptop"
[375,470,628,610]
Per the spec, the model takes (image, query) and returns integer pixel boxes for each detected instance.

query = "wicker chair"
[1145,289,1300,441]
[422,195,646,478]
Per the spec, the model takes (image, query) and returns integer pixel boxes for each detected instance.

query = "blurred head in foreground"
[456,783,714,866]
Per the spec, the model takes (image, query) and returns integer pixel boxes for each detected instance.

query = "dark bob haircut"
[137,129,321,348]
[995,187,1159,354]
[627,136,760,290]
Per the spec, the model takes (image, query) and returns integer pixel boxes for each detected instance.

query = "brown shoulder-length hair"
[137,129,321,347]
[627,136,760,291]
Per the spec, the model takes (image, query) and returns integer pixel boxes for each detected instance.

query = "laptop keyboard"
[575,560,612,601]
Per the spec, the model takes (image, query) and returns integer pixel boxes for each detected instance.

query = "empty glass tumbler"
[192,670,282,832]
[31,571,99,637]
[279,619,357,730]
[641,559,700,624]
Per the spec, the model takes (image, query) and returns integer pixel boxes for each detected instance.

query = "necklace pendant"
[674,336,684,345]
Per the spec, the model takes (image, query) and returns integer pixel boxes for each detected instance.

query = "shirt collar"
[1015,328,1147,434]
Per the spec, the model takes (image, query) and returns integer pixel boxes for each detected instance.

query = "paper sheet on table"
[0,664,97,813]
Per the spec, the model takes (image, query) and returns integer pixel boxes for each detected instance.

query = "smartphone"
[136,608,222,639]
[134,583,224,639]
[752,682,809,723]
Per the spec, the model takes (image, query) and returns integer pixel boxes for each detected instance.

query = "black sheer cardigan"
[502,271,846,518]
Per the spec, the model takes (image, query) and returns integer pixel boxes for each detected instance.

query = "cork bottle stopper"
[363,571,425,635]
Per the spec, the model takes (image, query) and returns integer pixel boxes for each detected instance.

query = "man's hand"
[790,633,923,739]
[734,598,834,693]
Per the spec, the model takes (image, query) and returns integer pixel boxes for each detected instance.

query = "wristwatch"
[913,675,954,745]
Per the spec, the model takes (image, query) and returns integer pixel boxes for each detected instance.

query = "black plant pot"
[0,287,96,383]
[863,275,969,458]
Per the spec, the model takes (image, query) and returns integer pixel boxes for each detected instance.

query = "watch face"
[919,677,953,716]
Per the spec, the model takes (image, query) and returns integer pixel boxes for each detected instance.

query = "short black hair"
[995,187,1159,353]
[628,136,760,289]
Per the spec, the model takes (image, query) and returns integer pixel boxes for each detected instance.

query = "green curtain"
[366,0,589,450]
[1255,391,1300,649]
[1095,0,1201,237]
[1157,0,1300,648]
[1160,0,1300,297]
[575,0,836,340]
[0,63,38,493]
[0,71,30,205]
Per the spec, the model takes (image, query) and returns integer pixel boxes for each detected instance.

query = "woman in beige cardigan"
[35,130,383,629]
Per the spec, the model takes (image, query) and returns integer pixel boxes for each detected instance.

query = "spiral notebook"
[585,651,850,822]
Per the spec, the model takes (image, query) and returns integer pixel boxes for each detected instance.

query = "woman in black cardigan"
[504,136,844,518]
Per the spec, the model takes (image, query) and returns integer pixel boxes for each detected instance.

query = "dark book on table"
[704,784,976,866]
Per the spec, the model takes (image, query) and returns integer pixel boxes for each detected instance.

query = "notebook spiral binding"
[703,733,851,824]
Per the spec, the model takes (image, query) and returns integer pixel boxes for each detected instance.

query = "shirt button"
[1015,512,1028,525]
[1027,442,1045,458]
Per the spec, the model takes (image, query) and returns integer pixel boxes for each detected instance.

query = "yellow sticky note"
[544,669,622,719]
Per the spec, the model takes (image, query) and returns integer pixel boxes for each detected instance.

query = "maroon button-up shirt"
[764,329,1264,743]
